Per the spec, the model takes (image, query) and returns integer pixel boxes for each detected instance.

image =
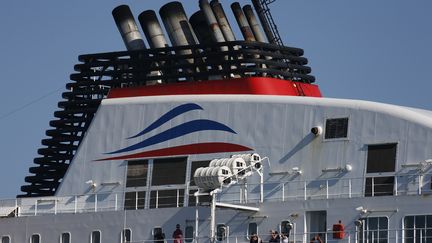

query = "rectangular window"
[367,144,397,173]
[91,231,101,243]
[152,157,187,186]
[153,227,165,242]
[31,234,40,243]
[217,224,227,241]
[124,191,145,210]
[358,217,388,243]
[126,160,148,187]
[185,226,194,243]
[306,211,327,242]
[122,229,131,243]
[1,236,10,243]
[61,232,70,243]
[324,118,349,139]
[150,189,184,208]
[188,190,211,206]
[404,215,432,243]
[365,176,394,197]
[190,160,211,186]
[248,222,258,238]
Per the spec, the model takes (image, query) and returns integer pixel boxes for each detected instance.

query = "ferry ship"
[1,0,431,242]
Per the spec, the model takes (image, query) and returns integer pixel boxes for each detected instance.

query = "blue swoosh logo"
[128,103,203,139]
[108,119,236,154]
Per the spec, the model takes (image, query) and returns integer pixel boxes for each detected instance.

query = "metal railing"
[4,172,431,217]
[106,228,432,243]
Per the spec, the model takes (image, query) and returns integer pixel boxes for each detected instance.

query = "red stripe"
[107,77,322,98]
[95,143,253,161]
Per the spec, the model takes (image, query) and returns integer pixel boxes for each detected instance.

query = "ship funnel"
[243,5,267,43]
[199,0,226,43]
[251,0,277,44]
[159,2,199,47]
[210,0,236,42]
[138,10,169,49]
[112,5,146,50]
[190,11,215,45]
[231,2,256,42]
[160,1,201,80]
[190,10,225,80]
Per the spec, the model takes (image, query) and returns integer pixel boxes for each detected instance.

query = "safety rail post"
[54,199,57,215]
[395,175,398,196]
[94,194,98,212]
[115,193,118,211]
[74,195,77,213]
[372,178,375,196]
[282,183,285,201]
[177,189,180,208]
[15,199,18,217]
[349,179,352,198]
[326,180,329,199]
[304,180,307,200]
[34,200,38,216]
[259,169,264,203]
[135,191,138,210]
[418,174,422,195]
[156,190,159,208]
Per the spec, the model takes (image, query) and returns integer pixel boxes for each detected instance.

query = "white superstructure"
[1,1,431,242]
[1,94,431,242]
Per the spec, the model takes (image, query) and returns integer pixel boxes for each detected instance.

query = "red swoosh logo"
[95,142,253,161]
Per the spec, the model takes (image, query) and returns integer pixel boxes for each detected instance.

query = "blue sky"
[0,0,431,198]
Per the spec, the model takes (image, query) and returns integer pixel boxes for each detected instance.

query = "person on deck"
[250,233,262,243]
[172,224,183,243]
[269,230,280,243]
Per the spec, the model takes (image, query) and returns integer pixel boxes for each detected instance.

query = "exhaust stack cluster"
[107,1,315,85]
[112,0,268,52]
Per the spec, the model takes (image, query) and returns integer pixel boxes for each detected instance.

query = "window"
[358,217,388,243]
[365,176,394,197]
[306,211,327,242]
[248,223,258,238]
[367,144,397,173]
[188,190,211,206]
[153,227,165,242]
[1,236,10,243]
[404,215,432,243]
[31,234,40,243]
[150,189,184,208]
[122,229,131,243]
[217,224,227,241]
[324,118,349,139]
[365,144,397,197]
[126,160,148,187]
[91,231,101,243]
[124,191,145,210]
[185,226,194,243]
[152,157,187,185]
[190,160,211,186]
[60,232,70,243]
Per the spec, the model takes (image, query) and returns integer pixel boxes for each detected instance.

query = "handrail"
[6,172,431,217]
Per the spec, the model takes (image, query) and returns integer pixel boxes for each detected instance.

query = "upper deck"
[6,94,430,217]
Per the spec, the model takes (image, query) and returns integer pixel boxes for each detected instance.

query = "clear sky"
[0,0,431,199]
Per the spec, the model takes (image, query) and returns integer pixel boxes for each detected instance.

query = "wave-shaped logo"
[96,103,252,161]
